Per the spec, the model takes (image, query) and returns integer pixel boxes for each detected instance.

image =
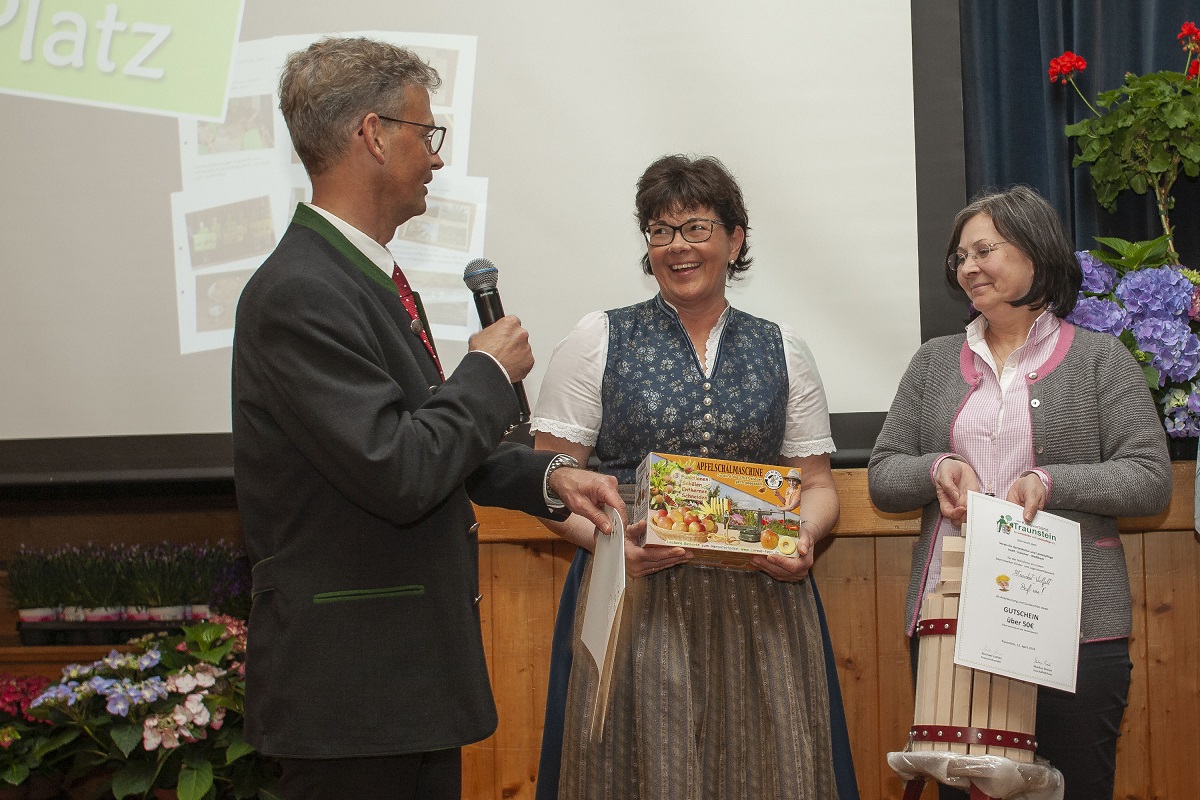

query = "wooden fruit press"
[888,536,1062,800]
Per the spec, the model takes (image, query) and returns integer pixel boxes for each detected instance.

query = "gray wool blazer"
[868,323,1171,642]
[233,206,566,758]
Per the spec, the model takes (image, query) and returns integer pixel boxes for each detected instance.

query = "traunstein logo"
[995,513,1056,542]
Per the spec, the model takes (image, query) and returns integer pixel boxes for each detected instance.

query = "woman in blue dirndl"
[532,155,858,800]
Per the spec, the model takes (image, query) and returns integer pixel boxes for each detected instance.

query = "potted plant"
[43,547,88,624]
[1053,23,1200,262]
[181,543,240,622]
[6,547,59,625]
[78,544,127,624]
[132,546,189,623]
[20,617,278,800]
[208,558,251,623]
[1052,22,1200,447]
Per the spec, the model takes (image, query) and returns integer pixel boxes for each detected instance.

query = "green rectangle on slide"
[0,0,244,119]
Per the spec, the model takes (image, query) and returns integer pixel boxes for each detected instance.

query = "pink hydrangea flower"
[143,715,163,750]
[185,693,211,728]
[170,673,198,694]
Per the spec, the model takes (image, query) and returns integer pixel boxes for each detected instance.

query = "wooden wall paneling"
[529,541,578,799]
[550,542,575,625]
[0,467,1196,799]
[0,570,16,647]
[0,645,116,679]
[486,542,559,800]
[1120,461,1195,534]
[874,535,935,800]
[1144,528,1200,800]
[1115,532,1150,798]
[471,508,560,544]
[816,536,882,796]
[463,543,497,800]
[0,509,244,559]
[830,470,921,538]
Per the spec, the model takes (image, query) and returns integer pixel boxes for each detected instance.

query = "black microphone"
[463,258,531,423]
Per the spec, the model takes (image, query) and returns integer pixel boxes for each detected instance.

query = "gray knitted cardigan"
[868,323,1171,642]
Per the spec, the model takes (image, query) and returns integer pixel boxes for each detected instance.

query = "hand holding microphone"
[463,258,532,422]
[469,317,534,382]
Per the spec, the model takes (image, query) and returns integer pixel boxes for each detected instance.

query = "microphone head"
[463,258,498,292]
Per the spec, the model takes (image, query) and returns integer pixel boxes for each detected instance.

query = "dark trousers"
[277,748,462,800]
[908,636,1131,800]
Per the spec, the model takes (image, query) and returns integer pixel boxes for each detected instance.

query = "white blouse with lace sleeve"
[530,310,836,458]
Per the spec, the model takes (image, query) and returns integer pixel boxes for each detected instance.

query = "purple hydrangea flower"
[102,651,128,671]
[135,677,169,703]
[1161,387,1200,437]
[1076,251,1117,294]
[87,676,116,693]
[1131,316,1200,385]
[138,649,162,671]
[31,682,82,708]
[106,692,131,717]
[1066,295,1127,336]
[62,663,94,680]
[1115,267,1192,323]
[1165,406,1200,437]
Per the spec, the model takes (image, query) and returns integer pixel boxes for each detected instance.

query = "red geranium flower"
[1179,21,1200,52]
[1189,59,1200,80]
[1048,51,1087,84]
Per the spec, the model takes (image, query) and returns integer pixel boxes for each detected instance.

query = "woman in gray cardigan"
[868,186,1171,800]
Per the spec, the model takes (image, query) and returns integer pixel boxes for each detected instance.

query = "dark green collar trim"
[291,204,396,294]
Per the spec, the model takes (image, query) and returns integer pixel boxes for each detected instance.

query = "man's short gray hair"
[279,37,441,177]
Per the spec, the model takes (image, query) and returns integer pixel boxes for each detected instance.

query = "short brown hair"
[635,155,752,279]
[279,37,440,177]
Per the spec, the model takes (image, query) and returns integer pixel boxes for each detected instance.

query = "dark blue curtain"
[960,0,1200,266]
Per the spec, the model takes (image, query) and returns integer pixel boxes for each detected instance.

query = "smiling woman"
[869,185,1172,800]
[529,154,858,800]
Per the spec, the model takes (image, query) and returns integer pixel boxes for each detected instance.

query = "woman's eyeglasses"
[643,218,725,247]
[947,241,1008,271]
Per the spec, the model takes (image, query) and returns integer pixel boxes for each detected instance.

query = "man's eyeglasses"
[947,241,1008,271]
[375,114,447,155]
[643,218,725,247]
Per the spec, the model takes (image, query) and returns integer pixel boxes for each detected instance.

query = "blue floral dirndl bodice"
[595,294,789,482]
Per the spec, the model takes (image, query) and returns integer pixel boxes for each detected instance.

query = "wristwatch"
[544,453,580,506]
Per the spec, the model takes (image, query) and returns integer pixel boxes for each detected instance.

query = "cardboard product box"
[633,452,803,569]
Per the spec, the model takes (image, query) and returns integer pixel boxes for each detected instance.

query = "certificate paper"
[955,492,1082,692]
[580,506,626,739]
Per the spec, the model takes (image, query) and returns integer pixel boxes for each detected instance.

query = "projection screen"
[0,0,955,483]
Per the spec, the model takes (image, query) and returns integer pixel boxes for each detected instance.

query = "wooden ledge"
[475,463,1197,543]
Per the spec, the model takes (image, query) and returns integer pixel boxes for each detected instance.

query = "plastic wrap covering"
[887,750,1064,800]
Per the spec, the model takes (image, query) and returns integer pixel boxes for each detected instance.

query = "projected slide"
[0,0,923,445]
[169,32,487,354]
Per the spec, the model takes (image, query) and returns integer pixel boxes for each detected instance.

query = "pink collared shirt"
[924,310,1061,595]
